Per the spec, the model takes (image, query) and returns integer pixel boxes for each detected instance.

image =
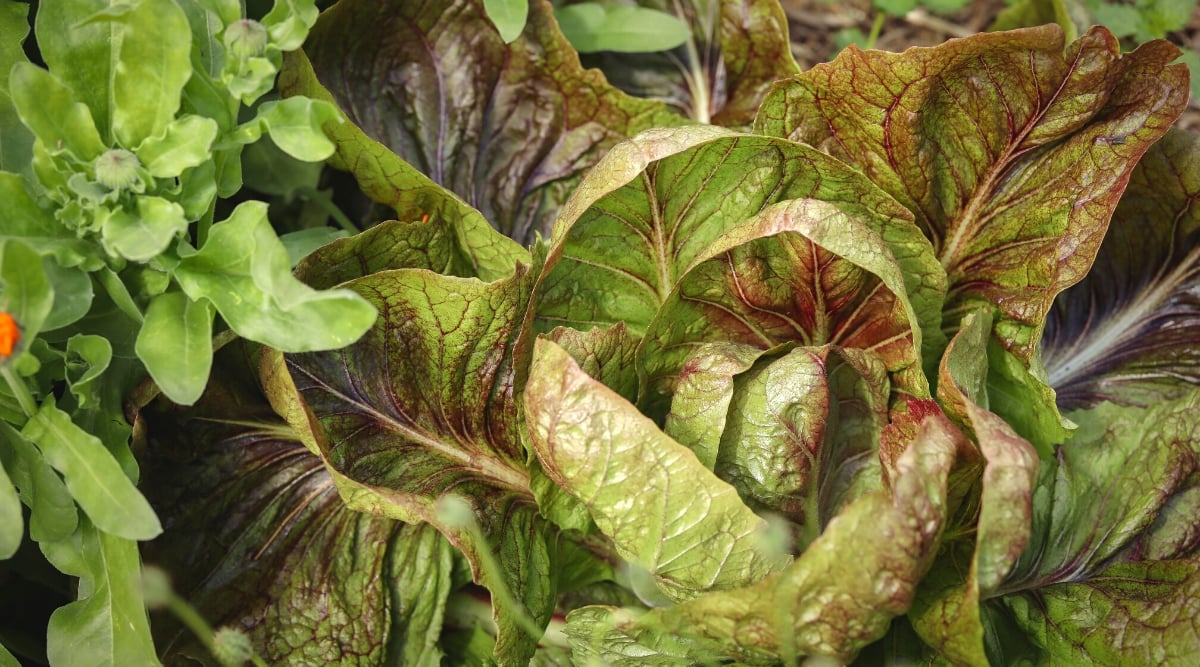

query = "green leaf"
[756,26,1189,362]
[45,520,160,667]
[1042,129,1200,410]
[544,322,640,405]
[577,0,801,125]
[0,0,34,173]
[0,421,78,542]
[525,338,790,601]
[138,341,455,665]
[555,3,689,54]
[8,61,106,160]
[20,396,161,541]
[246,96,342,162]
[0,173,97,268]
[104,0,194,147]
[278,227,348,267]
[41,259,94,331]
[1001,394,1199,595]
[133,113,219,179]
[262,0,319,51]
[263,262,554,664]
[663,342,765,469]
[0,456,21,559]
[174,201,377,352]
[135,291,213,406]
[484,0,528,43]
[99,196,189,262]
[65,333,112,410]
[989,0,1081,42]
[295,0,682,243]
[566,412,959,663]
[278,48,530,280]
[0,641,17,667]
[0,239,54,347]
[1003,558,1200,663]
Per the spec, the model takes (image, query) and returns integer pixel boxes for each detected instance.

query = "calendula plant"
[6,0,1200,665]
[0,0,374,663]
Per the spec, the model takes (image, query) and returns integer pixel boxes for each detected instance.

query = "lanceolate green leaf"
[36,0,192,146]
[0,0,34,172]
[8,60,106,161]
[578,0,800,125]
[756,26,1189,361]
[0,422,78,542]
[0,457,20,559]
[525,338,791,601]
[20,396,161,541]
[566,413,959,663]
[135,291,214,406]
[296,0,681,243]
[278,48,529,281]
[139,342,455,665]
[265,263,554,664]
[1042,129,1200,410]
[0,240,54,345]
[45,521,160,667]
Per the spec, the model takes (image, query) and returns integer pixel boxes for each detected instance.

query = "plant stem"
[866,12,886,50]
[167,594,269,667]
[0,365,37,418]
[296,186,358,233]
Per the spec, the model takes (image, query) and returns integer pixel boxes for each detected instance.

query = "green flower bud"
[211,627,255,666]
[224,19,269,59]
[140,566,173,611]
[93,149,141,190]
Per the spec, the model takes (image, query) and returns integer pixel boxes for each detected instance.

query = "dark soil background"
[779,0,1200,130]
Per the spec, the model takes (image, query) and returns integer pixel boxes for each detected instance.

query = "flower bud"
[93,149,141,190]
[211,627,255,666]
[224,19,269,59]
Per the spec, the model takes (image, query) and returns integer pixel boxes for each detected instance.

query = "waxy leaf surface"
[1042,129,1200,410]
[140,342,454,666]
[578,0,799,125]
[298,0,680,243]
[756,26,1189,359]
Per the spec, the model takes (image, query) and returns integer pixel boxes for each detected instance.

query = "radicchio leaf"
[1042,128,1200,410]
[536,126,944,402]
[755,26,1189,361]
[910,311,1040,666]
[139,342,456,666]
[565,410,959,664]
[278,48,528,283]
[714,346,889,543]
[524,338,790,602]
[261,261,555,665]
[578,0,800,125]
[295,0,681,244]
